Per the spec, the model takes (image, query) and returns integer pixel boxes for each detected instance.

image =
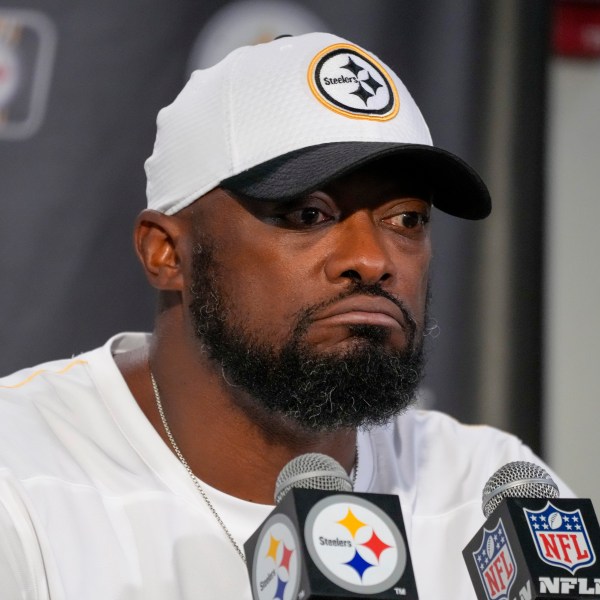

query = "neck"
[115,315,357,505]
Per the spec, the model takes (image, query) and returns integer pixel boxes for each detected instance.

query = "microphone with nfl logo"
[463,461,600,599]
[244,453,419,599]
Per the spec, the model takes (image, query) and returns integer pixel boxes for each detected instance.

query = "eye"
[292,207,329,226]
[386,211,430,231]
[274,203,335,229]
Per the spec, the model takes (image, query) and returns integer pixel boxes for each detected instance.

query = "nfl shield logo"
[472,519,517,600]
[524,502,596,574]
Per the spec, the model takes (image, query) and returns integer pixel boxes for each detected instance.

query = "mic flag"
[244,453,419,599]
[463,461,600,600]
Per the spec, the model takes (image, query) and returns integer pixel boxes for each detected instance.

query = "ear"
[134,209,190,291]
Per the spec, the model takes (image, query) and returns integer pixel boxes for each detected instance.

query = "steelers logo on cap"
[308,43,399,121]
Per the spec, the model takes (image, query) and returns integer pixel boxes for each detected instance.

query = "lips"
[312,295,407,330]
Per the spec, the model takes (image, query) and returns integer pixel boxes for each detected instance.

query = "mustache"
[291,281,418,346]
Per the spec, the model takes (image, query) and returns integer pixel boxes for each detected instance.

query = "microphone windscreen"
[482,460,560,518]
[274,452,352,504]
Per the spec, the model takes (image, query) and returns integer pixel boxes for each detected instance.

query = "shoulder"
[0,353,97,475]
[0,334,144,480]
[0,342,106,407]
[0,333,148,411]
[376,407,531,466]
[0,356,93,398]
[0,355,94,427]
[367,409,568,514]
[399,408,526,453]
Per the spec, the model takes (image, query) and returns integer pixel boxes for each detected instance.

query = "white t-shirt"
[0,333,571,600]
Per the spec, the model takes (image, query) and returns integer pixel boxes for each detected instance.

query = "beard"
[189,238,427,433]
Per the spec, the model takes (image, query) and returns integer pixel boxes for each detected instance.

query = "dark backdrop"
[0,1,549,452]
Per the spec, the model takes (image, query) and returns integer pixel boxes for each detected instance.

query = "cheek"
[416,248,431,294]
[186,196,324,343]
[400,244,431,324]
[215,240,319,339]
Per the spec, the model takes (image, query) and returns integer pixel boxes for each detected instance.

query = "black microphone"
[463,461,600,599]
[244,452,419,599]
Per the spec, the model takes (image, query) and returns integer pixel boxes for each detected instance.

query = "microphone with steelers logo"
[244,453,419,599]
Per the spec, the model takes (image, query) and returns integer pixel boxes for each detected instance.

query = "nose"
[324,211,395,285]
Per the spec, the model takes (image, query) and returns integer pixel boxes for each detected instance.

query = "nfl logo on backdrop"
[524,502,596,574]
[472,519,517,600]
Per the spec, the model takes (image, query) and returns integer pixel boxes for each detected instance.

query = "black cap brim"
[221,141,491,220]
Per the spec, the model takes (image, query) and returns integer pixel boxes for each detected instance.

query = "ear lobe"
[134,210,187,291]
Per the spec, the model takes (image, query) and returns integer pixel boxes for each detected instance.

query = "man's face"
[186,159,432,431]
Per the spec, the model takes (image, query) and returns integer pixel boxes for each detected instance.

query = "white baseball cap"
[145,32,490,219]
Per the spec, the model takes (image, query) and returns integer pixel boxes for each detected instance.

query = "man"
[0,32,568,599]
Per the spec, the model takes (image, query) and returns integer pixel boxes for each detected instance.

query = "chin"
[343,324,401,350]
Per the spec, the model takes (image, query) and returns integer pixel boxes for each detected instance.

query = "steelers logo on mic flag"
[252,513,301,600]
[308,43,399,121]
[304,494,406,594]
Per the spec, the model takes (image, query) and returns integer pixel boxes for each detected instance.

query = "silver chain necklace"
[150,371,359,565]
